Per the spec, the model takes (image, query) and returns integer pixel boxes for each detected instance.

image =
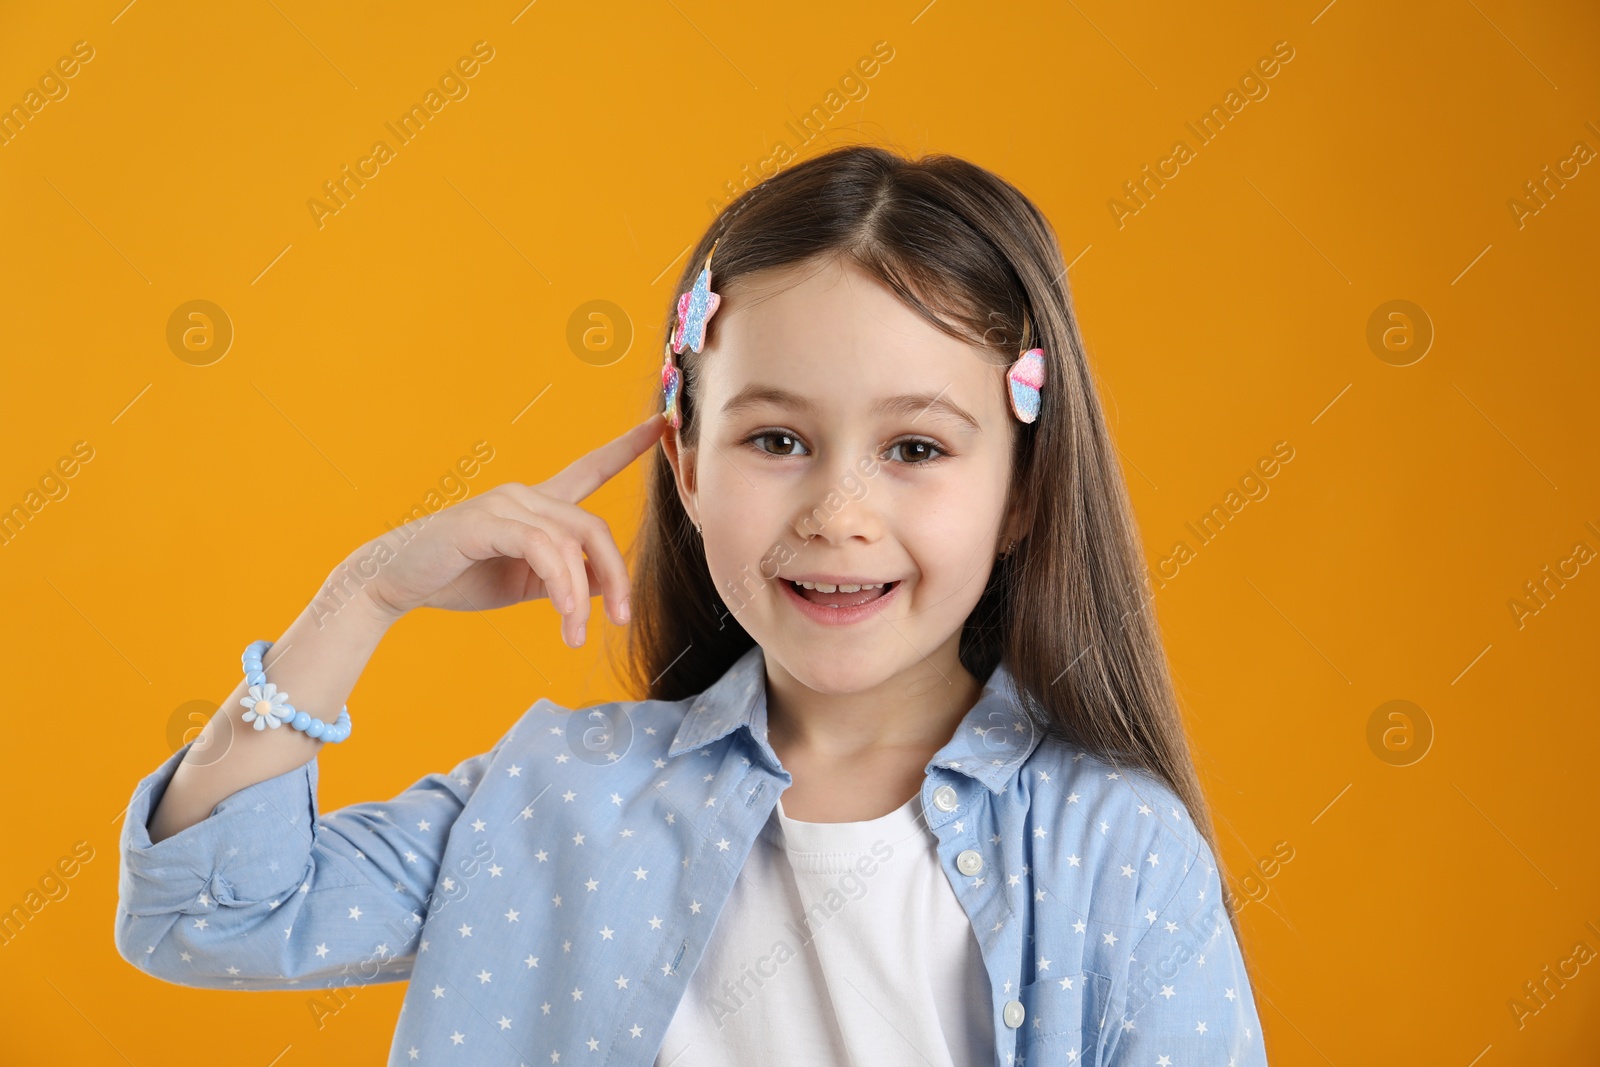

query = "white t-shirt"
[655,791,995,1066]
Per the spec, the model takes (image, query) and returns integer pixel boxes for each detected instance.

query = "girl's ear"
[658,422,700,528]
[998,490,1027,556]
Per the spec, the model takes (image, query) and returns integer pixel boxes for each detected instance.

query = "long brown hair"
[618,143,1250,954]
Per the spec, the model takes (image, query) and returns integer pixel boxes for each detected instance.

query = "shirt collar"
[668,644,1041,794]
[667,644,778,770]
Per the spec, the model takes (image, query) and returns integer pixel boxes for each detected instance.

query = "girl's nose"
[791,463,882,544]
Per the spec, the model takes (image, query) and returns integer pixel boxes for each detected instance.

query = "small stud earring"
[999,537,1017,560]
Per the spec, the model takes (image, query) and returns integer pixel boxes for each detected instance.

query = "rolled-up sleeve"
[114,738,496,990]
[1100,835,1270,1065]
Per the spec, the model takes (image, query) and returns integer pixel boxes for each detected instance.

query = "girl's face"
[664,255,1021,696]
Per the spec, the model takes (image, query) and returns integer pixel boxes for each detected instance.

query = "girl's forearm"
[146,562,399,843]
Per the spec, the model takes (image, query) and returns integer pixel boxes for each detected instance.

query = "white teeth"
[794,581,885,593]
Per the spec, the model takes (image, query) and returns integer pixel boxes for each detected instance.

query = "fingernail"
[618,597,631,623]
[576,623,586,644]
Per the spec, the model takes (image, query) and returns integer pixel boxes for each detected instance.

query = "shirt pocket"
[1017,969,1111,1064]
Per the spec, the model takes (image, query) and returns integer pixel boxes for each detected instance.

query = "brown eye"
[747,431,809,457]
[886,438,947,465]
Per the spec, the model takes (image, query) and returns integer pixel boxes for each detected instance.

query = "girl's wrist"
[353,584,407,630]
[319,551,408,632]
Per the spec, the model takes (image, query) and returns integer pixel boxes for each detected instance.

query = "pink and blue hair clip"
[1005,347,1046,424]
[239,639,352,742]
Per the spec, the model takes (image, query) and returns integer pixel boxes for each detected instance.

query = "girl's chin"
[761,640,912,696]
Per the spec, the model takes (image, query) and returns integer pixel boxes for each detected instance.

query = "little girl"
[117,145,1269,1066]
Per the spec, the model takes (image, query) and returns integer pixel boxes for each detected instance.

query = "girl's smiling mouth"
[779,576,901,625]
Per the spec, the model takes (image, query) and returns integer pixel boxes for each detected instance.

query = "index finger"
[538,413,669,504]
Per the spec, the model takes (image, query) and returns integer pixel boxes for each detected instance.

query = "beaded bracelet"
[239,639,353,743]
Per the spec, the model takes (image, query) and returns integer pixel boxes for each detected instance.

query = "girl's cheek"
[705,484,785,563]
[915,485,988,533]
[914,495,1005,569]
[714,464,795,514]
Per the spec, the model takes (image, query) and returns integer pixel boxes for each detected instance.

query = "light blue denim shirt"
[116,643,1268,1066]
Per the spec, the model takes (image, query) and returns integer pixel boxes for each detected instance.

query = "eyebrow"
[719,384,983,434]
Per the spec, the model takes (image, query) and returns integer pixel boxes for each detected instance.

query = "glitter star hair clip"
[660,240,723,429]
[660,340,683,429]
[671,239,722,355]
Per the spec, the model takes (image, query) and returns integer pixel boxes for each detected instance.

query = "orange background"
[2,1,1597,1064]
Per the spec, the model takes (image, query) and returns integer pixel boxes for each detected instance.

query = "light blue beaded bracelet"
[239,639,353,743]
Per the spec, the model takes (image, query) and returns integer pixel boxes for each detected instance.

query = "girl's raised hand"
[350,414,668,647]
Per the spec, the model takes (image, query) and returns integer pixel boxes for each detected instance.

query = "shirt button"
[933,785,959,812]
[1003,999,1025,1028]
[956,849,983,876]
